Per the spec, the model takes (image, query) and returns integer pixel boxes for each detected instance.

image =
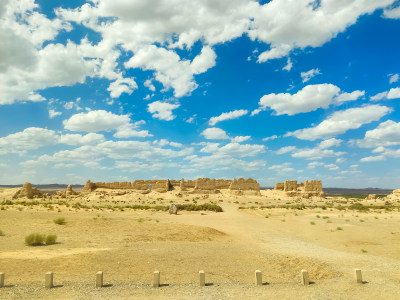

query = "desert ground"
[1,187,400,299]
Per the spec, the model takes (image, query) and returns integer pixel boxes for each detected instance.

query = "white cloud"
[287,105,392,140]
[282,57,293,71]
[59,133,105,145]
[254,84,340,116]
[277,139,345,160]
[49,109,62,119]
[200,142,265,157]
[301,68,321,83]
[268,163,294,173]
[107,77,138,98]
[334,90,365,104]
[201,128,229,140]
[0,127,58,154]
[231,136,251,143]
[262,135,278,142]
[209,109,248,125]
[185,114,197,124]
[249,0,394,62]
[353,120,400,148]
[360,155,386,162]
[370,91,388,101]
[63,110,151,137]
[276,146,296,155]
[125,45,216,97]
[387,87,400,99]
[147,101,180,121]
[370,87,400,101]
[383,6,400,19]
[144,79,156,92]
[389,73,399,84]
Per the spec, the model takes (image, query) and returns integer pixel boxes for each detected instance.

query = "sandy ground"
[1,187,400,299]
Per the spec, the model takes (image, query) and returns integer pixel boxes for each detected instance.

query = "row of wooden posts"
[0,269,364,289]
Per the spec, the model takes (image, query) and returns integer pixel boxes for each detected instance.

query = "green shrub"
[25,233,45,246]
[336,227,343,231]
[45,234,57,245]
[25,233,57,246]
[53,217,65,225]
[310,221,316,225]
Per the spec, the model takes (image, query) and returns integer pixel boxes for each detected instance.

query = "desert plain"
[1,183,400,299]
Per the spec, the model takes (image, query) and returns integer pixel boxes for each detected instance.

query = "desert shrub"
[53,217,65,225]
[25,233,45,246]
[348,203,369,211]
[310,221,316,225]
[336,227,343,231]
[45,234,57,245]
[25,233,57,246]
[0,229,4,236]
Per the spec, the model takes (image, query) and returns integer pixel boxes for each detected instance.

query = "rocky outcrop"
[169,204,178,215]
[56,184,78,197]
[386,189,400,201]
[13,182,43,199]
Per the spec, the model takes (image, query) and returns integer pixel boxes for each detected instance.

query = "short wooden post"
[153,271,160,287]
[45,272,53,289]
[96,271,103,287]
[301,269,309,285]
[355,269,362,283]
[255,270,262,285]
[0,272,4,288]
[199,270,205,286]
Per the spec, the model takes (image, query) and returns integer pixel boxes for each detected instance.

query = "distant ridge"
[0,184,84,189]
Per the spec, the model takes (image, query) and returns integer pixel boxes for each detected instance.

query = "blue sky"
[1,0,400,188]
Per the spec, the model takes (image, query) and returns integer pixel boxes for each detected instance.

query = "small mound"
[123,224,227,242]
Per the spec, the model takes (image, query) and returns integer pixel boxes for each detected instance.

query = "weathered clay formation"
[13,182,43,199]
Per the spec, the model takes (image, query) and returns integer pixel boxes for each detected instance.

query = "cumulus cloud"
[209,109,248,126]
[59,133,105,145]
[63,110,151,138]
[201,128,229,140]
[276,139,345,160]
[334,90,365,104]
[370,88,400,101]
[360,155,386,162]
[387,87,400,99]
[147,101,180,121]
[301,68,321,83]
[352,120,400,148]
[287,105,392,140]
[231,136,251,143]
[252,84,340,116]
[49,109,62,119]
[250,0,394,62]
[268,163,294,173]
[383,6,400,19]
[0,127,58,154]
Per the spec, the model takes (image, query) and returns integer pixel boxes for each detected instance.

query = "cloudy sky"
[1,0,400,188]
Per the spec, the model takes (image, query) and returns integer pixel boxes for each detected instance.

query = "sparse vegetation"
[336,227,343,231]
[361,249,368,253]
[25,233,57,246]
[45,234,57,245]
[310,221,315,225]
[54,217,65,225]
[0,229,4,236]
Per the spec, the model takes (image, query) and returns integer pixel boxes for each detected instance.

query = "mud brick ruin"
[81,177,260,194]
[274,180,324,198]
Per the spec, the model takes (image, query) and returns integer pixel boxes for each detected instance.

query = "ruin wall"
[284,180,298,191]
[274,182,284,190]
[229,178,260,191]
